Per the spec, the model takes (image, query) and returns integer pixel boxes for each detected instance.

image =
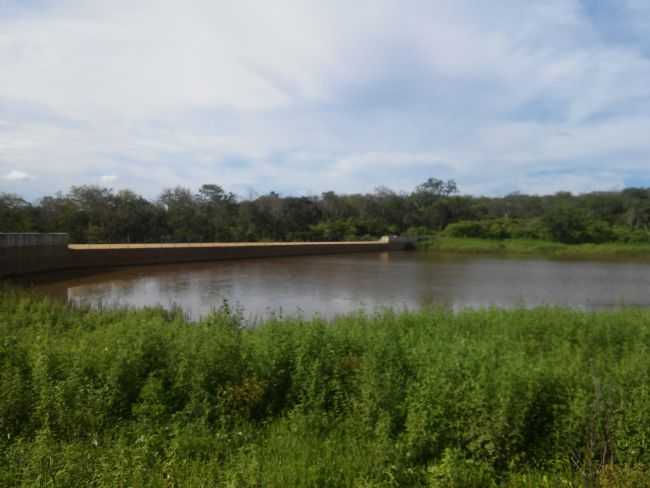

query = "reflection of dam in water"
[31,252,650,322]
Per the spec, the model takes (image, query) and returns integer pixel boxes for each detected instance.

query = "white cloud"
[0,1,649,198]
[4,170,32,181]
[99,175,117,183]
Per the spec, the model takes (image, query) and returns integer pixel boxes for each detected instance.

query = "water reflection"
[29,251,650,322]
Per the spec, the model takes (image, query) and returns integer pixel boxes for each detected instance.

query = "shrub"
[4,290,650,485]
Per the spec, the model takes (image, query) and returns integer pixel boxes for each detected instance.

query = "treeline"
[2,178,650,243]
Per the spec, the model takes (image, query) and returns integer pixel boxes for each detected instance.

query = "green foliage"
[542,205,591,244]
[309,219,358,241]
[403,226,435,238]
[428,448,497,487]
[3,289,650,485]
[423,236,650,259]
[444,214,635,245]
[5,182,650,245]
[444,218,546,240]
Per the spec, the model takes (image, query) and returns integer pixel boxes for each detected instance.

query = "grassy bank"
[3,289,650,486]
[421,236,650,259]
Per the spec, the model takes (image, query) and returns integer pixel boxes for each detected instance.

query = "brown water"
[29,251,650,322]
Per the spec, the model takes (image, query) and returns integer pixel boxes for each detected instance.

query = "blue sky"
[1,0,649,199]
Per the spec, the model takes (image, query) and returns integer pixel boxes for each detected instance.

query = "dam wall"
[1,233,70,278]
[1,233,413,278]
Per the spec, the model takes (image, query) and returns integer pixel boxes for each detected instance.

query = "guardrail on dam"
[1,233,414,278]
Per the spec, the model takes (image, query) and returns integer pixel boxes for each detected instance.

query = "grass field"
[3,288,650,486]
[421,236,650,260]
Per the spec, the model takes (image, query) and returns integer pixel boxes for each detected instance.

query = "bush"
[611,226,650,243]
[444,220,498,239]
[443,214,621,245]
[4,290,650,485]
[542,206,616,244]
[403,226,434,239]
[443,218,545,240]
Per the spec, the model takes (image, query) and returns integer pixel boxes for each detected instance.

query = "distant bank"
[422,236,650,259]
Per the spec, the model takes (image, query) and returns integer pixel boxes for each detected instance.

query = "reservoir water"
[30,251,650,322]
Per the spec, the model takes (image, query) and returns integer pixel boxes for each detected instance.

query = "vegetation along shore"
[421,236,650,259]
[4,180,650,247]
[3,288,650,486]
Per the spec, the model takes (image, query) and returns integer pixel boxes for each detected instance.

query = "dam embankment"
[0,233,413,278]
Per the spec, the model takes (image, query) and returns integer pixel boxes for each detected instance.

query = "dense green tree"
[542,205,590,244]
[109,190,164,242]
[626,202,650,230]
[158,187,205,242]
[411,178,458,210]
[280,197,323,240]
[67,186,117,242]
[197,184,237,241]
[0,194,33,232]
[36,193,87,241]
[3,178,650,245]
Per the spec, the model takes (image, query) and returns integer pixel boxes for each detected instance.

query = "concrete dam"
[0,233,414,278]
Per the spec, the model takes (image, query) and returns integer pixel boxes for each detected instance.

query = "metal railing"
[0,233,69,248]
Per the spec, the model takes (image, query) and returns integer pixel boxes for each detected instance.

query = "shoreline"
[420,236,650,259]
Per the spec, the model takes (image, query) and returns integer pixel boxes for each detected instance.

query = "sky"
[1,0,650,200]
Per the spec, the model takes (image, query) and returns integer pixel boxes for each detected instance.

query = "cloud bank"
[1,0,649,198]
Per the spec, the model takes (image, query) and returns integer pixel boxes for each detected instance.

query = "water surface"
[30,251,650,321]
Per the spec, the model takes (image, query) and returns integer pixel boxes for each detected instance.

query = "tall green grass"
[3,288,650,486]
[421,236,650,260]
